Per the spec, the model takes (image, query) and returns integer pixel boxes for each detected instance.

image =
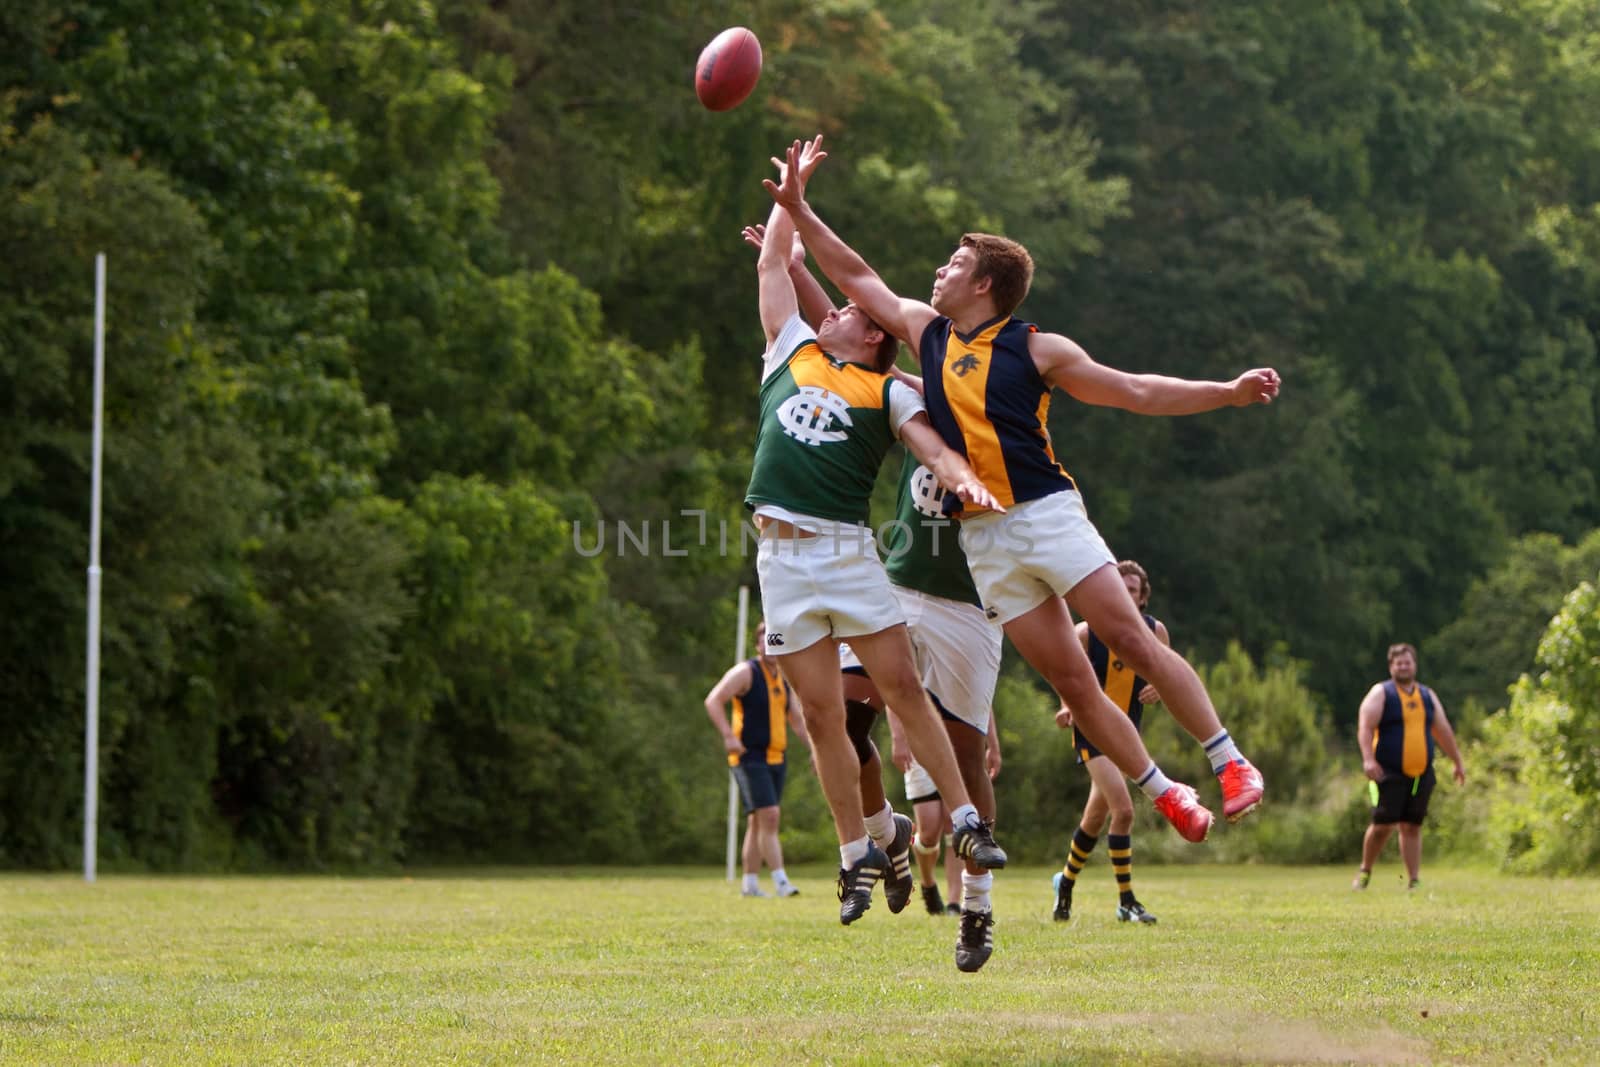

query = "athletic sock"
[864,802,896,846]
[949,803,981,832]
[1063,827,1098,890]
[1135,762,1174,800]
[742,873,759,893]
[961,870,994,914]
[1202,729,1244,774]
[771,868,793,893]
[1108,833,1135,906]
[840,835,870,869]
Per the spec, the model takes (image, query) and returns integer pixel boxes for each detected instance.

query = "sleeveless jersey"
[917,313,1076,517]
[745,315,913,525]
[1373,680,1436,778]
[882,452,981,606]
[1087,613,1160,728]
[730,658,790,767]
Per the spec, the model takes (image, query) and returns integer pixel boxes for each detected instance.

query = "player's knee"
[756,807,781,831]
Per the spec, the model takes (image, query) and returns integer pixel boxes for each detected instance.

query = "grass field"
[2,865,1596,1065]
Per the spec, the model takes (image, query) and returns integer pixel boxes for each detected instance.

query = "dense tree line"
[2,0,1596,870]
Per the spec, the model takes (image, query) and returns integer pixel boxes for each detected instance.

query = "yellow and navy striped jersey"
[1087,614,1159,722]
[1373,680,1436,778]
[917,314,1076,516]
[729,658,791,767]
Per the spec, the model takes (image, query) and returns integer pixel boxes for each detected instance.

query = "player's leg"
[847,625,1005,869]
[758,762,798,897]
[741,811,768,896]
[840,671,914,913]
[1068,564,1264,822]
[1397,823,1422,887]
[910,791,946,914]
[1005,596,1213,843]
[1356,784,1399,889]
[1093,761,1153,923]
[777,638,884,923]
[1054,780,1107,922]
[943,716,1000,971]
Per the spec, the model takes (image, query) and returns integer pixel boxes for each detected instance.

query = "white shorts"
[757,527,905,654]
[896,586,1000,733]
[904,759,937,803]
[959,490,1115,625]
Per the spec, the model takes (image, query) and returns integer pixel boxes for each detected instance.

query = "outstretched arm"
[743,222,836,331]
[898,414,1004,514]
[1030,331,1281,414]
[764,137,937,348]
[755,136,829,343]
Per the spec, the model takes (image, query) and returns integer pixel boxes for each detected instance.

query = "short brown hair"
[960,233,1035,317]
[1117,560,1150,605]
[1387,643,1416,663]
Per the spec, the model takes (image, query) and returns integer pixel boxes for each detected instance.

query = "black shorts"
[1371,768,1435,825]
[731,761,786,813]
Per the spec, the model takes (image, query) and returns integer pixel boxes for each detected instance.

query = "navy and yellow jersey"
[1073,614,1159,761]
[729,658,792,767]
[917,314,1076,517]
[745,314,921,526]
[882,452,982,606]
[1088,613,1161,721]
[1373,680,1437,779]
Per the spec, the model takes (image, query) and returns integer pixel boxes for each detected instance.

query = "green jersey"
[745,315,923,526]
[882,452,981,606]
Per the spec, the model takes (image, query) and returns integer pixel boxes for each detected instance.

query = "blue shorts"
[731,761,787,813]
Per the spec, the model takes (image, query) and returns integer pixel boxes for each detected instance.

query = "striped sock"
[1203,730,1243,774]
[1135,762,1173,799]
[1108,833,1135,906]
[1062,827,1098,891]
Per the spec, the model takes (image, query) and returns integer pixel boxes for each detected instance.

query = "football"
[695,27,762,111]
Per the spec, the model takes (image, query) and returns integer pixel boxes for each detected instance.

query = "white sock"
[1135,762,1174,800]
[1203,730,1244,774]
[840,835,870,868]
[962,871,994,913]
[864,802,896,846]
[949,803,982,832]
[742,873,759,893]
[772,868,793,891]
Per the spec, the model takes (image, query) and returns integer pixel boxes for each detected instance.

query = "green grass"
[2,865,1596,1065]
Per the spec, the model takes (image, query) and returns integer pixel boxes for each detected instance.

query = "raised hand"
[1231,368,1281,406]
[763,135,828,208]
[742,223,808,269]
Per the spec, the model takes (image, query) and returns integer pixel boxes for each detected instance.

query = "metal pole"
[84,253,106,884]
[726,585,749,881]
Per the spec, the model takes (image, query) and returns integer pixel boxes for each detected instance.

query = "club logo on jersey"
[951,352,981,377]
[908,464,948,518]
[776,386,854,446]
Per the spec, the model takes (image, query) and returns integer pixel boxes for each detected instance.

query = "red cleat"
[1153,783,1212,843]
[1219,758,1265,822]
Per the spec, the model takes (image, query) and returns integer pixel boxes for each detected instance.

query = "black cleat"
[1116,900,1157,924]
[837,842,888,925]
[921,883,945,916]
[883,814,915,914]
[944,902,961,916]
[1051,872,1073,923]
[952,817,1007,869]
[955,908,995,972]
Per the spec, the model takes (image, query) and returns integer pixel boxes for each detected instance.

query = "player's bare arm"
[898,415,1005,514]
[1356,685,1385,781]
[1029,330,1281,415]
[704,664,753,756]
[1430,698,1467,785]
[754,136,829,343]
[742,222,836,330]
[763,137,937,349]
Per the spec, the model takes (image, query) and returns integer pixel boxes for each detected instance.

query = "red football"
[695,27,762,112]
